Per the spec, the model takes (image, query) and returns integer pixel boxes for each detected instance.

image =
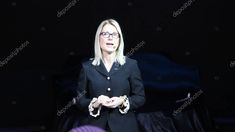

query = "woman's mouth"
[106,43,114,48]
[106,43,114,45]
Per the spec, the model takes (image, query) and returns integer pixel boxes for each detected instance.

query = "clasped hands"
[92,95,124,109]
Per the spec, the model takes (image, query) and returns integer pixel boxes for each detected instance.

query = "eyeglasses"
[100,32,120,39]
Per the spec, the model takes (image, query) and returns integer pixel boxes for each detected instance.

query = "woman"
[75,19,145,132]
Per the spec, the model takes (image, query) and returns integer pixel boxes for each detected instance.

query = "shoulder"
[125,57,141,73]
[125,56,138,66]
[81,57,138,67]
[81,58,94,68]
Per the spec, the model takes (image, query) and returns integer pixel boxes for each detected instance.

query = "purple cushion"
[68,125,105,132]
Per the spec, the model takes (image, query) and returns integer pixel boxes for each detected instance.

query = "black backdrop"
[1,0,234,131]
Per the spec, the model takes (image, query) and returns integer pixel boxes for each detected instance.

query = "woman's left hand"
[103,96,123,108]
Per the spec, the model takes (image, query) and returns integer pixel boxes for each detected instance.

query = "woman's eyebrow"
[102,31,118,33]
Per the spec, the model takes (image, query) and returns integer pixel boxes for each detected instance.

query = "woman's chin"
[103,49,116,54]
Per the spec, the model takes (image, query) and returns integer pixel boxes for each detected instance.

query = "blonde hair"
[92,19,126,66]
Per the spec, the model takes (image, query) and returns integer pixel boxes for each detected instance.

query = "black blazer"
[76,57,145,132]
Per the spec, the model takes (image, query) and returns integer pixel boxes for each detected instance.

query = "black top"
[76,57,145,132]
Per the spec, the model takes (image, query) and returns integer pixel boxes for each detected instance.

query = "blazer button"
[107,88,111,92]
[107,77,110,80]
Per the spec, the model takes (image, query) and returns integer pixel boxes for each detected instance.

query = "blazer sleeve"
[128,60,146,110]
[75,64,91,111]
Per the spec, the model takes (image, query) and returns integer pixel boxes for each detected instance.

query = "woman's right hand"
[93,95,111,108]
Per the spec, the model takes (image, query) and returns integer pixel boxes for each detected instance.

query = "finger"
[103,102,114,106]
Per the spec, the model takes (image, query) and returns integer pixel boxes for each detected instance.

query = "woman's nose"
[108,35,113,40]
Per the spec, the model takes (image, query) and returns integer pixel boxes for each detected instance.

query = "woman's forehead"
[102,24,118,32]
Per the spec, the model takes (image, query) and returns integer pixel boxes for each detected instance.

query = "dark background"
[1,0,234,131]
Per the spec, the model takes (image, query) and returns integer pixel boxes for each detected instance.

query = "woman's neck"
[102,51,115,65]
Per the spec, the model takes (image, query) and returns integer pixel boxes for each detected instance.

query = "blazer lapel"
[94,61,122,76]
[94,61,109,76]
[109,61,121,76]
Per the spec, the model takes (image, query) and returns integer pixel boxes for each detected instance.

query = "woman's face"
[99,24,120,54]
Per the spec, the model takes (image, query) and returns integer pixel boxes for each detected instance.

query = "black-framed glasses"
[100,32,120,39]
